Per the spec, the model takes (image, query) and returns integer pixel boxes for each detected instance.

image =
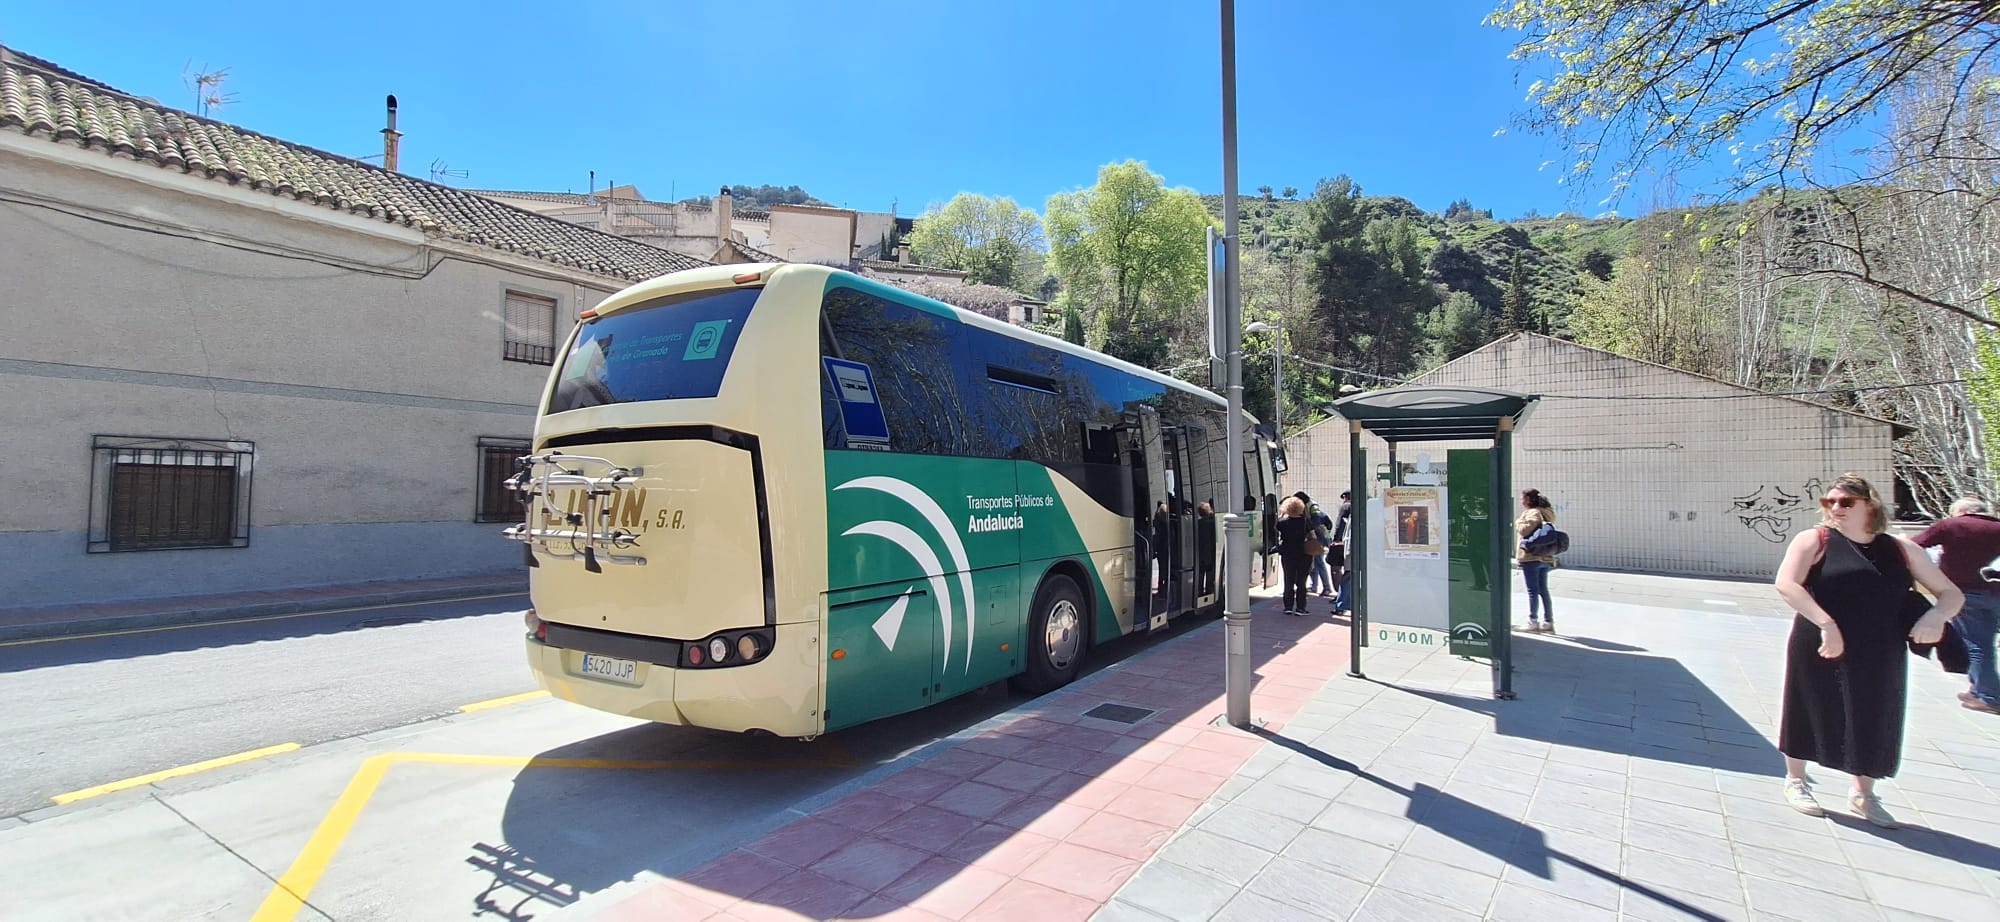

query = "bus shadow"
[485,598,1298,919]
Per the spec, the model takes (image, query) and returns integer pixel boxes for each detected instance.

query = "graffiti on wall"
[1732,478,1825,543]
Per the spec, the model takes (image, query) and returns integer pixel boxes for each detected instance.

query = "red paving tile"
[962,878,1102,922]
[1062,811,1175,860]
[585,607,1354,922]
[873,804,988,853]
[1017,841,1141,902]
[816,790,922,833]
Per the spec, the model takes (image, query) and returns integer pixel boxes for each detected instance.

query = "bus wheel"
[1013,575,1087,695]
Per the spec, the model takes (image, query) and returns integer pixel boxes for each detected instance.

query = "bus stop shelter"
[1332,385,1539,698]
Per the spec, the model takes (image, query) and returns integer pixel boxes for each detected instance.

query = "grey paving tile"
[1622,820,1735,869]
[1733,845,1870,902]
[1227,777,1334,822]
[1262,760,1353,798]
[1626,796,1729,838]
[1239,855,1371,917]
[1334,778,1433,820]
[1618,881,1748,922]
[1351,887,1484,922]
[1725,815,1845,864]
[1306,801,1417,850]
[1535,781,1626,813]
[1547,746,1631,773]
[1199,803,1307,854]
[1622,846,1746,897]
[1487,880,1617,922]
[1377,853,1500,912]
[1834,838,1985,893]
[1115,858,1241,922]
[1207,888,1330,922]
[1860,869,2000,918]
[1459,765,1543,796]
[1720,790,1825,828]
[1399,825,1515,877]
[1526,796,1623,836]
[1742,874,1884,921]
[1281,826,1396,884]
[1628,779,1725,815]
[1627,759,1717,791]
[1090,898,1173,922]
[1439,780,1534,819]
[1154,828,1274,889]
[1545,761,1631,794]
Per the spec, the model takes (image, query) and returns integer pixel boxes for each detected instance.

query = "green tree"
[1281,186,1298,199]
[1501,254,1534,334]
[1424,291,1493,365]
[1305,177,1433,382]
[1258,185,1275,201]
[905,193,1043,289]
[1046,161,1214,365]
[1062,302,1086,345]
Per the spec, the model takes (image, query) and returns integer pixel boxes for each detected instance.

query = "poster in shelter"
[1384,487,1441,559]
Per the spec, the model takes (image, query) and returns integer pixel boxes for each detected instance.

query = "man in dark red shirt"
[1915,497,2000,713]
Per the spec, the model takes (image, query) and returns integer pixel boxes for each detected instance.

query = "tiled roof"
[0,49,708,283]
[467,189,599,205]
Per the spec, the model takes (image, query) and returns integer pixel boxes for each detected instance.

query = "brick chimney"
[381,95,401,172]
[716,186,733,250]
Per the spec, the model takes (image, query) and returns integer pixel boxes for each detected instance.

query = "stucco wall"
[0,144,619,607]
[768,208,853,264]
[1281,335,1895,579]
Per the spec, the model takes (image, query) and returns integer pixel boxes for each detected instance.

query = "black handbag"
[1902,590,1969,674]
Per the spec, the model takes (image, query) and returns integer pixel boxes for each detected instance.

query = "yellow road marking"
[53,743,301,805]
[252,748,858,922]
[457,690,549,712]
[0,592,528,648]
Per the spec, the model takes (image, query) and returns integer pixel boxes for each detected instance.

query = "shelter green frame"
[1332,385,1540,698]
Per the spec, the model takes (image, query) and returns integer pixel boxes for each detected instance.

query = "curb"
[0,579,529,644]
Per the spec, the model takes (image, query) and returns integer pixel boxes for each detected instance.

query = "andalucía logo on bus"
[965,493,1052,534]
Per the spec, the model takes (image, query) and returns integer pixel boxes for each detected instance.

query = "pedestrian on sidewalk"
[1773,474,1962,828]
[1276,495,1310,616]
[1913,496,2000,714]
[1332,490,1353,613]
[1305,502,1334,600]
[1515,488,1558,633]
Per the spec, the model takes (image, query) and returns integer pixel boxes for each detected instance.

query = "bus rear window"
[547,287,759,412]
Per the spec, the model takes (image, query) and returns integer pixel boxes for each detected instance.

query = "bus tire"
[1013,574,1087,695]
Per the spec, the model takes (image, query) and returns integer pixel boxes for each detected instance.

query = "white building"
[1282,334,1903,579]
[0,47,708,611]
[471,185,904,266]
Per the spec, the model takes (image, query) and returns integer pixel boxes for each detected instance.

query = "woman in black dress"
[1773,474,1961,826]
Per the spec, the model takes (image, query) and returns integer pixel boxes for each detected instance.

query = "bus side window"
[821,287,969,456]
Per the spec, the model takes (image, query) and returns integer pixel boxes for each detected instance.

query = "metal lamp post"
[1219,0,1252,729]
[1245,320,1283,452]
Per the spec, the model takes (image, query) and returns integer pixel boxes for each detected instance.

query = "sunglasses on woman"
[1820,495,1863,509]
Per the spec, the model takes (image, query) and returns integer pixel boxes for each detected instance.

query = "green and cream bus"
[508,263,1275,737]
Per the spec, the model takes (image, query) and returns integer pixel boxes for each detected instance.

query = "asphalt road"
[0,594,533,817]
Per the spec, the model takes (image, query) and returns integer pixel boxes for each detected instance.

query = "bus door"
[1159,426,1197,617]
[1124,406,1169,631]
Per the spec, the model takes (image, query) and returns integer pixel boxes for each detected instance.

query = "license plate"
[578,653,640,685]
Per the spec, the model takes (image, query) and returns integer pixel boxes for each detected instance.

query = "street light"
[1219,0,1252,730]
[1245,320,1282,451]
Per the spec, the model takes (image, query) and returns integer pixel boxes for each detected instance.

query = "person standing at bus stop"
[1276,495,1311,616]
[1516,489,1558,633]
[1914,496,2000,714]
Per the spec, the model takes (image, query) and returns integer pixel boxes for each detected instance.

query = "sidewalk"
[566,578,2000,921]
[0,571,526,642]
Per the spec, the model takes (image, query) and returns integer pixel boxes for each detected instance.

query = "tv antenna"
[429,159,469,183]
[182,63,239,117]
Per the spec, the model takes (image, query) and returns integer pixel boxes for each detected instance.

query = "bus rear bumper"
[525,621,823,737]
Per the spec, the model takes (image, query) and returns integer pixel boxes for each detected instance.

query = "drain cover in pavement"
[1083,703,1155,724]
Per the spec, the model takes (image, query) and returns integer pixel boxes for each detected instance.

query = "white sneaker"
[1850,793,1898,828]
[1782,779,1824,816]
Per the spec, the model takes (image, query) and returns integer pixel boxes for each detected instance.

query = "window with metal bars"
[503,290,559,365]
[476,437,531,523]
[88,436,254,552]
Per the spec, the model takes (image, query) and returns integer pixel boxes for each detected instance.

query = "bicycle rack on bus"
[503,452,648,573]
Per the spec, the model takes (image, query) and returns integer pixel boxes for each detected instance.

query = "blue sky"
[4,1,1690,220]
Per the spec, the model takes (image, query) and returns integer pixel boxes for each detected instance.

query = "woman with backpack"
[1516,488,1559,633]
[1305,502,1334,601]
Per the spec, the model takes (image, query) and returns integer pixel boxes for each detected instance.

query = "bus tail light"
[682,628,774,669]
[525,609,546,641]
[732,272,762,285]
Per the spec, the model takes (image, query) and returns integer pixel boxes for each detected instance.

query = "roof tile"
[0,48,707,283]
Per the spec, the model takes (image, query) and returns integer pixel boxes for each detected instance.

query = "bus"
[507,263,1276,737]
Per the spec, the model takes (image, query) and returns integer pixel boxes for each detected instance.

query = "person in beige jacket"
[1515,488,1558,633]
